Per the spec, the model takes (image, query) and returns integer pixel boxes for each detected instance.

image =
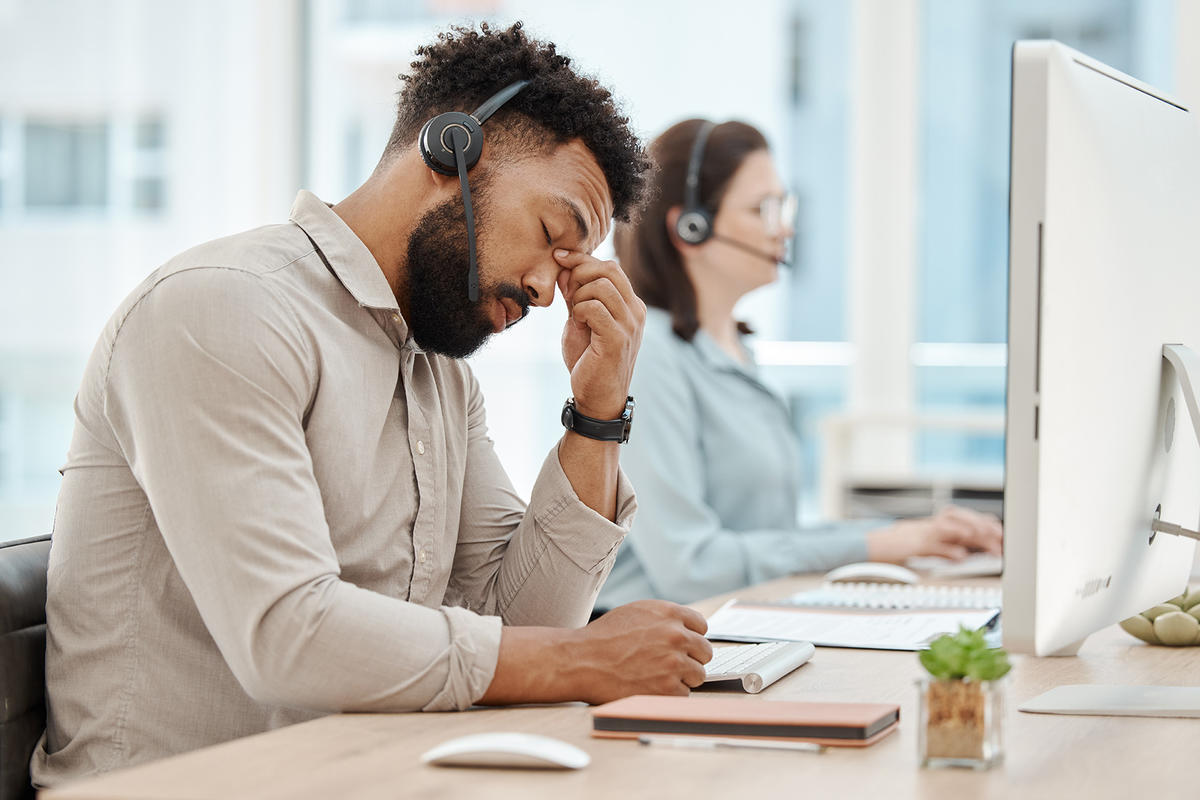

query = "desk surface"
[41,575,1200,800]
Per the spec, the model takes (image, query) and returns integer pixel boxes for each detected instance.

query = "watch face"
[561,401,574,429]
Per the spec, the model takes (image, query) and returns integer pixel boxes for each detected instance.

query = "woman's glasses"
[749,193,798,236]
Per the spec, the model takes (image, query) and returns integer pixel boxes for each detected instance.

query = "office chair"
[0,535,51,800]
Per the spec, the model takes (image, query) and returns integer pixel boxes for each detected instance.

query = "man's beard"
[405,188,530,359]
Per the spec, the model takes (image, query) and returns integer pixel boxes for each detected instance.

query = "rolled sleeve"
[529,444,635,574]
[424,607,503,711]
[446,369,636,629]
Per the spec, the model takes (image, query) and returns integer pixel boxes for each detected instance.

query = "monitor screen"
[1003,40,1200,659]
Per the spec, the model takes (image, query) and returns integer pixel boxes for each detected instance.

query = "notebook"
[591,695,900,747]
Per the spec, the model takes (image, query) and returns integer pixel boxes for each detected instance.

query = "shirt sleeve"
[615,338,874,605]
[103,267,500,713]
[444,367,635,628]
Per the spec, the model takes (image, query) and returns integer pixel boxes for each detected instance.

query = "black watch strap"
[560,396,635,443]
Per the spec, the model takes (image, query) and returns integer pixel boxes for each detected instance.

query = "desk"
[41,575,1200,800]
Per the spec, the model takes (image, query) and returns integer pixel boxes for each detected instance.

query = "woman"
[597,119,1002,608]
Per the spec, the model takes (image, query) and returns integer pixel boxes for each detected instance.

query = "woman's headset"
[673,119,790,267]
[418,79,530,301]
[674,121,718,245]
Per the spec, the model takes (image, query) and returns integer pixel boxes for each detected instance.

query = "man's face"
[405,139,614,358]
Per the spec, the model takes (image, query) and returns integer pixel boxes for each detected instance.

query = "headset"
[674,121,717,245]
[418,79,530,302]
[673,119,791,267]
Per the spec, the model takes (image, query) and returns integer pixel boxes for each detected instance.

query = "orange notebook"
[591,695,899,747]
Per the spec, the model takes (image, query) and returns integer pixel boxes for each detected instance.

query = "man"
[34,22,711,787]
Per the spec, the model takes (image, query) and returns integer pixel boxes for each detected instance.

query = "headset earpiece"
[419,112,485,176]
[675,207,713,245]
[674,120,718,246]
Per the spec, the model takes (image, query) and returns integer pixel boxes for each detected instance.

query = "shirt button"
[418,550,427,564]
[392,313,401,323]
[416,440,425,455]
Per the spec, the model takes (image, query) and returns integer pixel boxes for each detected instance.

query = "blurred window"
[914,0,1174,474]
[131,115,167,213]
[23,121,109,209]
[756,0,853,519]
[0,120,5,212]
[342,0,430,22]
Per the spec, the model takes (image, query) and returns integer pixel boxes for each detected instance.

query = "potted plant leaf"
[916,626,1011,769]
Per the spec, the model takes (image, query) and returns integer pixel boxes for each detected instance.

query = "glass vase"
[916,677,1005,769]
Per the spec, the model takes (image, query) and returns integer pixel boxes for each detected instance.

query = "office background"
[0,0,1193,542]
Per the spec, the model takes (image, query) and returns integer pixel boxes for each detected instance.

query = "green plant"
[918,626,1012,681]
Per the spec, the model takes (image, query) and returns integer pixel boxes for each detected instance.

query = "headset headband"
[473,79,529,124]
[683,121,717,213]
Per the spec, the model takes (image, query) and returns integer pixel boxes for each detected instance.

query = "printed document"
[705,600,999,651]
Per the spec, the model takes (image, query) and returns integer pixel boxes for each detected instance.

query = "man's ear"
[423,157,460,192]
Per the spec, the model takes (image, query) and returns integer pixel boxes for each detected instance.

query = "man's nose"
[524,270,557,307]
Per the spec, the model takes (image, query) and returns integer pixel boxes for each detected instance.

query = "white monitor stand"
[1019,345,1200,718]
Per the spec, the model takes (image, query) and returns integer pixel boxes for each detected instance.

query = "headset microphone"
[418,79,530,302]
[710,233,791,267]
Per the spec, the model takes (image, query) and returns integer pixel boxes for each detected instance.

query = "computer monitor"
[1003,40,1200,699]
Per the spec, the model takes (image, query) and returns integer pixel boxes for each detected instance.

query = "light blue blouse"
[597,307,877,607]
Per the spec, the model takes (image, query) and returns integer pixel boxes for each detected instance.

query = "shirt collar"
[693,327,757,378]
[289,190,401,314]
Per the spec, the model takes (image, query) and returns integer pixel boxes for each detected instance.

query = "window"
[8,115,167,216]
[0,120,6,212]
[342,0,430,23]
[765,0,854,518]
[914,0,1175,474]
[23,121,109,209]
[131,116,167,212]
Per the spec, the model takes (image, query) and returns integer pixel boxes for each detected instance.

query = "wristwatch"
[560,396,635,443]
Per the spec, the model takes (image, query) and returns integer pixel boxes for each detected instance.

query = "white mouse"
[824,562,920,585]
[420,732,591,770]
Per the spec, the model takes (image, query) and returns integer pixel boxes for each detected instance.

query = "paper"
[705,600,999,651]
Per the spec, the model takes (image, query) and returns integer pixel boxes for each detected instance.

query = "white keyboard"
[785,583,1002,610]
[703,641,815,694]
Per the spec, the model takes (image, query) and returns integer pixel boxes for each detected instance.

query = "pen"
[637,735,826,754]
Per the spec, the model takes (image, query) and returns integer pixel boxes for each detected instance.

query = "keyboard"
[783,583,1002,610]
[703,640,815,694]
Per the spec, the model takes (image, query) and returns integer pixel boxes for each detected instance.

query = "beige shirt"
[33,191,635,787]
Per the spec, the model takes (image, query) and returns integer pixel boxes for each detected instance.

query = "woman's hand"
[866,505,1003,563]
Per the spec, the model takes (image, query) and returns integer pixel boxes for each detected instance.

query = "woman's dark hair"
[383,21,649,222]
[614,119,768,341]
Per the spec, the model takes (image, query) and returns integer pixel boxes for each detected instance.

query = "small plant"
[917,626,1010,768]
[919,626,1012,681]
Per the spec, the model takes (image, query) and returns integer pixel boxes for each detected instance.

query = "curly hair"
[384,22,649,221]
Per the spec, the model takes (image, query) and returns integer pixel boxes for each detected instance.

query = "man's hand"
[555,249,646,420]
[478,600,712,707]
[568,600,712,703]
[866,505,1003,563]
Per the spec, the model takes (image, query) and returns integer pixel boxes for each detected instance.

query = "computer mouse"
[824,562,920,585]
[419,732,591,770]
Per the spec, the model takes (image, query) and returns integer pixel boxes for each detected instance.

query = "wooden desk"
[41,575,1200,800]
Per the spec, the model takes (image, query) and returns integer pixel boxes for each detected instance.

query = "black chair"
[0,535,50,800]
